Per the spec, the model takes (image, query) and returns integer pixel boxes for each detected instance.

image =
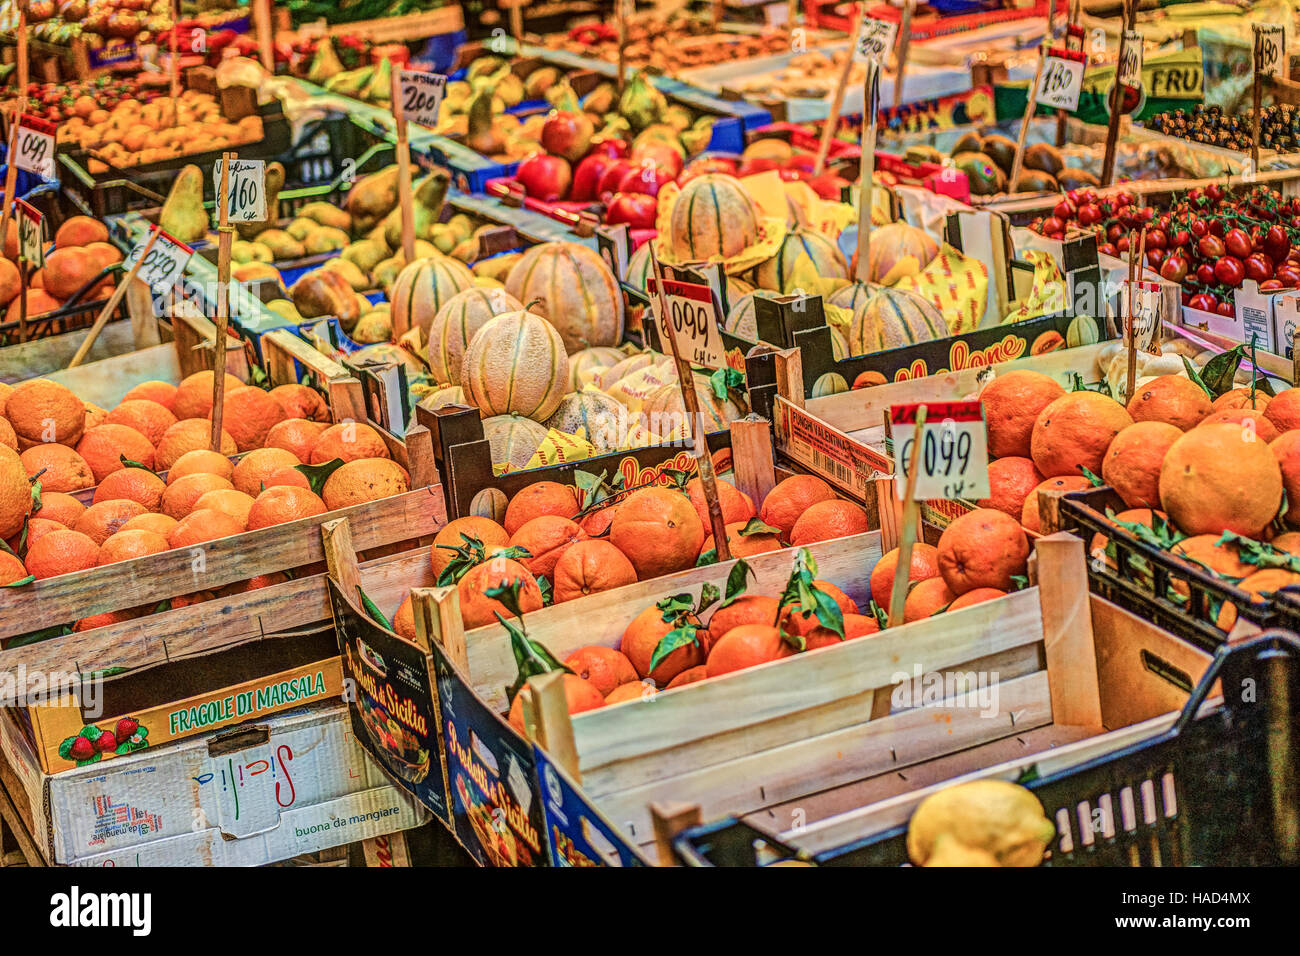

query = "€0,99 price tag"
[855,17,898,63]
[1254,23,1285,78]
[126,228,193,293]
[14,114,57,179]
[1035,48,1086,112]
[647,277,725,370]
[1124,279,1162,354]
[890,401,991,502]
[212,158,267,223]
[397,69,448,128]
[15,199,43,268]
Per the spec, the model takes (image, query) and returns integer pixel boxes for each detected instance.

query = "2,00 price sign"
[1035,48,1086,112]
[647,277,724,370]
[14,114,57,179]
[890,401,991,501]
[125,228,193,293]
[212,158,267,223]
[15,199,43,268]
[397,69,448,128]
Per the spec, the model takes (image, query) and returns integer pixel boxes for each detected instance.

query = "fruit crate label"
[774,395,890,502]
[534,745,648,867]
[126,228,193,294]
[647,276,725,370]
[88,40,140,70]
[1254,24,1285,78]
[1119,31,1143,89]
[15,198,42,268]
[212,158,267,223]
[1123,279,1162,353]
[855,17,898,63]
[1035,47,1087,112]
[890,401,991,501]
[14,113,56,179]
[397,69,448,128]
[1274,295,1300,359]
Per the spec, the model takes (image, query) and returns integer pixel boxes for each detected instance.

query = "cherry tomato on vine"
[1225,228,1254,259]
[1214,256,1246,286]
[1198,234,1226,258]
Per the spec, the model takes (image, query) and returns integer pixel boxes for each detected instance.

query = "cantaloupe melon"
[461,310,569,420]
[427,287,523,385]
[641,376,747,438]
[605,359,677,412]
[481,414,549,472]
[595,352,660,391]
[545,389,628,453]
[723,289,781,341]
[668,174,761,261]
[752,227,849,293]
[417,384,466,411]
[838,284,950,356]
[391,255,475,341]
[863,222,939,284]
[569,346,626,390]
[504,242,624,353]
[626,242,652,293]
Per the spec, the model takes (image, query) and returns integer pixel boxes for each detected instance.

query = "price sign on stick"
[891,401,991,501]
[396,69,447,128]
[647,276,725,370]
[1119,30,1143,88]
[855,17,898,63]
[1035,47,1086,112]
[125,227,192,293]
[1123,279,1162,354]
[212,158,267,223]
[1254,23,1285,78]
[14,113,56,178]
[15,199,43,268]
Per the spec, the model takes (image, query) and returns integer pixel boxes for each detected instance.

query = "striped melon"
[427,287,523,385]
[726,275,755,305]
[642,376,747,439]
[569,346,626,390]
[416,384,467,410]
[545,390,628,453]
[840,285,950,356]
[723,289,781,342]
[605,359,677,412]
[504,242,624,353]
[830,325,849,361]
[461,310,569,420]
[391,255,475,342]
[864,222,939,284]
[481,414,549,473]
[595,351,660,391]
[668,174,761,261]
[626,242,653,294]
[751,227,849,293]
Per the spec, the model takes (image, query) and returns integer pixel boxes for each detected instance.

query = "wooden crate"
[278,6,465,45]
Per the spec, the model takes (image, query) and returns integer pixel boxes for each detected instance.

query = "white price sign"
[647,277,725,370]
[15,199,43,268]
[1124,279,1162,354]
[212,158,267,223]
[1254,23,1285,78]
[891,402,991,501]
[397,69,448,128]
[14,114,57,179]
[1035,48,1086,112]
[1119,31,1143,88]
[855,17,898,63]
[125,227,193,293]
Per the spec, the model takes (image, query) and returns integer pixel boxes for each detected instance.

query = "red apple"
[571,152,620,203]
[630,141,684,178]
[737,157,782,177]
[606,192,658,230]
[540,111,594,164]
[596,159,636,200]
[515,152,572,202]
[617,161,674,198]
[806,172,851,201]
[587,136,628,158]
[678,156,738,186]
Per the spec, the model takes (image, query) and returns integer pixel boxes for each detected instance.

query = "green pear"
[304,226,350,255]
[323,256,370,291]
[298,201,351,232]
[340,238,390,276]
[158,164,207,244]
[307,37,344,85]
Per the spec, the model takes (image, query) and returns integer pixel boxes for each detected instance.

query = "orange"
[563,646,638,696]
[432,516,511,576]
[193,489,255,528]
[1273,430,1300,526]
[706,595,781,655]
[504,482,580,535]
[20,443,93,492]
[309,422,390,464]
[1264,387,1300,433]
[981,370,1066,459]
[5,380,85,446]
[162,473,234,519]
[507,675,604,733]
[1126,375,1212,430]
[0,416,16,451]
[74,609,144,633]
[0,382,10,416]
[120,380,178,411]
[83,402,107,432]
[789,498,870,545]
[1218,569,1300,630]
[665,666,710,689]
[154,419,237,470]
[1020,475,1091,534]
[219,573,290,596]
[91,467,166,511]
[392,594,417,641]
[321,458,410,511]
[172,591,216,610]
[0,550,28,585]
[458,555,543,630]
[977,457,1045,521]
[232,447,302,497]
[103,399,177,446]
[759,474,836,540]
[247,486,328,530]
[55,215,109,247]
[578,505,616,538]
[262,466,311,490]
[1087,508,1164,569]
[780,579,859,636]
[25,528,100,579]
[705,624,795,678]
[1102,421,1181,511]
[1272,532,1300,557]
[17,516,63,551]
[701,519,784,559]
[166,448,234,484]
[606,681,658,704]
[268,383,330,422]
[620,603,706,685]
[0,445,30,538]
[685,477,754,531]
[76,424,156,483]
[1170,534,1254,580]
[172,370,245,420]
[609,486,705,579]
[552,540,637,603]
[1213,387,1270,413]
[1159,423,1283,537]
[903,576,957,622]
[1198,408,1279,443]
[1030,390,1133,478]
[803,612,880,650]
[509,515,586,581]
[870,543,940,611]
[948,587,1006,612]
[98,529,170,565]
[264,418,328,462]
[167,509,246,548]
[212,386,287,452]
[35,491,85,527]
[937,508,1030,594]
[120,512,178,537]
[73,499,147,545]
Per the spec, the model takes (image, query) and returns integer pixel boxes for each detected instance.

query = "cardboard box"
[0,701,426,866]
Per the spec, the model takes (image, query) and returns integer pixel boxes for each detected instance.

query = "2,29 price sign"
[212,158,267,223]
[15,199,43,268]
[647,277,724,370]
[890,401,991,501]
[397,69,448,128]
[1035,48,1086,112]
[125,228,193,293]
[14,114,57,179]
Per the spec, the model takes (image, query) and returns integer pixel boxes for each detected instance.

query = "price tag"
[1119,30,1143,88]
[890,401,991,501]
[1035,47,1087,112]
[855,17,898,63]
[125,228,193,293]
[1123,279,1162,353]
[1254,23,1285,79]
[647,276,725,369]
[14,113,57,179]
[396,68,448,128]
[212,158,267,223]
[15,199,43,268]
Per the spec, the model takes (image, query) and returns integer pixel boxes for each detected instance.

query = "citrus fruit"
[903,576,957,622]
[937,508,1030,594]
[981,370,1066,459]
[1169,534,1255,581]
[1273,430,1300,526]
[1198,407,1278,443]
[166,448,234,483]
[563,646,638,696]
[0,445,30,538]
[17,516,63,551]
[321,458,410,510]
[120,512,178,537]
[503,481,578,535]
[35,491,85,527]
[759,474,836,540]
[103,399,178,446]
[780,579,859,635]
[268,383,330,422]
[5,380,85,446]
[1126,375,1212,430]
[1264,387,1300,433]
[606,681,657,704]
[309,421,390,464]
[120,380,178,410]
[620,602,705,685]
[685,477,754,530]
[172,370,245,420]
[948,588,1006,611]
[507,675,604,732]
[666,666,710,688]
[0,550,28,585]
[1213,387,1270,412]
[25,528,100,578]
[1030,391,1133,478]
[705,595,781,655]
[20,443,93,492]
[977,457,1045,521]
[431,516,510,577]
[162,472,234,519]
[193,489,256,528]
[510,515,586,580]
[552,540,637,603]
[76,423,156,483]
[458,555,543,629]
[0,416,17,451]
[1020,475,1092,534]
[231,447,302,497]
[705,624,795,678]
[803,612,880,650]
[265,418,328,462]
[1102,421,1181,510]
[98,529,171,565]
[1217,569,1300,630]
[1159,423,1283,537]
[701,520,784,559]
[246,486,328,530]
[212,386,287,452]
[870,543,940,611]
[73,499,147,545]
[789,498,870,545]
[168,509,247,548]
[155,419,237,470]
[609,486,705,579]
[92,467,166,510]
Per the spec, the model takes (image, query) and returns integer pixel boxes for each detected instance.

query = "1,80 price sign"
[890,401,991,501]
[397,69,448,128]
[125,228,193,294]
[15,199,43,268]
[1254,24,1285,79]
[1035,48,1086,112]
[647,277,724,370]
[212,159,267,223]
[14,114,57,179]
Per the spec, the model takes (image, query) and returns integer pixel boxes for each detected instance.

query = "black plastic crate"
[0,265,126,347]
[674,632,1300,867]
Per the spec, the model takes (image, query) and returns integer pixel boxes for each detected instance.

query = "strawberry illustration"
[68,736,95,761]
[115,717,139,740]
[94,730,117,753]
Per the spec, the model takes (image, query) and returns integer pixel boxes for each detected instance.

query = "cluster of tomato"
[1031,183,1300,316]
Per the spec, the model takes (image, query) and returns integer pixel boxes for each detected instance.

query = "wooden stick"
[16,255,27,345]
[1253,36,1264,172]
[813,6,863,177]
[254,0,276,73]
[886,404,926,629]
[67,227,160,368]
[509,0,524,44]
[854,58,881,284]
[0,120,21,256]
[651,802,701,867]
[1008,46,1046,195]
[390,67,417,265]
[1100,0,1134,186]
[527,671,581,778]
[711,0,722,30]
[211,153,234,451]
[169,0,181,128]
[616,0,628,94]
[15,6,27,111]
[893,0,916,110]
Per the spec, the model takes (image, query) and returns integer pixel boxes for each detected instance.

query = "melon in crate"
[605,358,678,413]
[545,389,628,453]
[626,242,653,293]
[642,376,747,438]
[390,255,475,341]
[751,227,849,293]
[862,222,939,284]
[595,351,661,391]
[504,242,624,353]
[461,309,569,420]
[569,346,627,390]
[427,286,524,385]
[835,284,949,356]
[723,289,781,341]
[668,174,761,261]
[416,383,467,411]
[481,413,549,472]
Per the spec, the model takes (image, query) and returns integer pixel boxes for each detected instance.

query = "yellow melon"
[461,309,569,420]
[427,286,523,385]
[569,346,627,391]
[545,389,628,453]
[390,255,475,342]
[481,413,549,472]
[504,242,624,353]
[605,359,677,412]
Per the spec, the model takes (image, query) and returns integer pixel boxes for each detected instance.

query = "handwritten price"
[14,116,56,178]
[212,159,267,223]
[126,230,192,293]
[1035,55,1084,111]
[398,69,447,128]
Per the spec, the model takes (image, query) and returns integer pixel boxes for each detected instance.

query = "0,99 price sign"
[647,277,724,370]
[212,158,267,223]
[15,199,43,268]
[1035,47,1087,112]
[397,69,448,128]
[890,401,990,501]
[14,114,57,179]
[125,228,193,294]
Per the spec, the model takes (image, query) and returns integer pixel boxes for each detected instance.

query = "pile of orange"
[1,216,124,327]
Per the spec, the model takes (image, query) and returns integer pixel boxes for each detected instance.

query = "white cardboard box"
[0,702,427,866]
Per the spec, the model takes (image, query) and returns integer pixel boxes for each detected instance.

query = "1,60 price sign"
[397,69,448,128]
[15,199,43,268]
[14,114,57,179]
[647,277,724,370]
[1035,48,1087,112]
[125,228,193,293]
[212,158,267,223]
[891,401,991,501]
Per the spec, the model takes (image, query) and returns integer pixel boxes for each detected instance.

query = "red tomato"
[1198,235,1226,258]
[1196,263,1216,285]
[1077,203,1102,226]
[1214,256,1246,287]
[1225,228,1254,259]
[1188,292,1218,311]
[1159,252,1189,283]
